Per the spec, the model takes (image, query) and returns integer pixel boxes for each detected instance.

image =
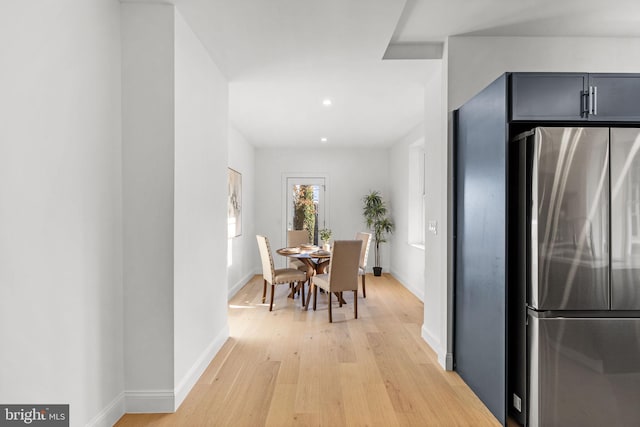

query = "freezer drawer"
[529,127,610,310]
[528,314,640,427]
[611,128,640,310]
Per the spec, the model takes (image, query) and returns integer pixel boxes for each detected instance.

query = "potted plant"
[362,191,394,276]
[319,228,332,251]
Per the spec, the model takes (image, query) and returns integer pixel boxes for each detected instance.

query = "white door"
[285,176,326,246]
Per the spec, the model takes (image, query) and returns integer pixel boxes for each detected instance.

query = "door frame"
[281,173,330,257]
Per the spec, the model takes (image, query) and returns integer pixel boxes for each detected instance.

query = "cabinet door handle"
[589,86,594,115]
[582,90,589,117]
[593,86,598,115]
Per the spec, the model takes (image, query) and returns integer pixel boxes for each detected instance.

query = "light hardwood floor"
[116,274,500,426]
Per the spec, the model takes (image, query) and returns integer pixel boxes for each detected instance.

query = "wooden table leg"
[316,260,329,274]
[301,258,316,309]
[305,282,313,310]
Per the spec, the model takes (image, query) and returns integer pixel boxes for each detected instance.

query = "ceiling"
[164,0,640,148]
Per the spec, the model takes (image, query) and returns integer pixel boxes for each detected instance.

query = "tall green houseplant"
[362,191,394,276]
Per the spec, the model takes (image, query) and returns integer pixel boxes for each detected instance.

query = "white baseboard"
[421,324,450,370]
[86,392,125,427]
[174,325,230,409]
[125,389,175,413]
[389,269,424,302]
[228,271,256,300]
[120,327,231,415]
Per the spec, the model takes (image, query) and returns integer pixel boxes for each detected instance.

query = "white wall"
[0,1,124,426]
[228,127,257,298]
[419,62,450,369]
[173,9,229,408]
[254,148,390,271]
[121,3,176,411]
[443,36,640,369]
[387,61,450,369]
[389,125,426,301]
[122,3,230,413]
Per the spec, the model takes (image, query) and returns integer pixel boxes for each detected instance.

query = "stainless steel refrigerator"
[516,127,640,427]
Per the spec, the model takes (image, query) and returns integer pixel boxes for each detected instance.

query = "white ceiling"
[166,0,640,148]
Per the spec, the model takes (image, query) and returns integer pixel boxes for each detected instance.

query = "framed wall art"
[227,168,242,238]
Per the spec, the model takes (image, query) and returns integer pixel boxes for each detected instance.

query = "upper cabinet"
[511,73,588,121]
[510,73,640,122]
[588,74,640,121]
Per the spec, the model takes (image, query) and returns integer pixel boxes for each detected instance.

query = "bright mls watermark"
[0,405,68,426]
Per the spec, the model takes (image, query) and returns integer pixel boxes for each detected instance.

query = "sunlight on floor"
[228,304,258,309]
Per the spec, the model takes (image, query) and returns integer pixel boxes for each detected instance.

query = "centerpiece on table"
[319,228,332,251]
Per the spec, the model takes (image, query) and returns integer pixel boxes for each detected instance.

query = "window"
[408,142,425,248]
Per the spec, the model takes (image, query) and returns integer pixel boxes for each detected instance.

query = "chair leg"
[339,292,343,307]
[262,279,267,302]
[354,290,358,319]
[328,291,332,323]
[300,281,305,307]
[313,284,318,311]
[269,284,275,311]
[362,274,366,298]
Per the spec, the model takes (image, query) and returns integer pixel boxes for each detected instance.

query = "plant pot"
[373,267,383,277]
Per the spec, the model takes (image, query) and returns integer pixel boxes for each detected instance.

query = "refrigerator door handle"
[593,86,598,115]
[530,130,539,308]
[588,86,594,115]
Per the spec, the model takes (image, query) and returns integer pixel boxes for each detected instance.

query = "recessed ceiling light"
[320,137,328,143]
[322,99,332,106]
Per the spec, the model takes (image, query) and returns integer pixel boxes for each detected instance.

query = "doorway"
[284,176,326,246]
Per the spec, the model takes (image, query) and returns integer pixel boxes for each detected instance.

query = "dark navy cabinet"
[588,74,640,121]
[510,72,640,122]
[511,73,588,121]
[455,75,508,426]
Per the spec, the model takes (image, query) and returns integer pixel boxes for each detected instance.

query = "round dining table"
[276,245,335,308]
[276,245,330,274]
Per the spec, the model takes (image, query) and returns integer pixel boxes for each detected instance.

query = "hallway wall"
[0,1,124,425]
[227,127,257,298]
[388,124,426,301]
[121,3,175,410]
[122,2,230,413]
[174,8,230,408]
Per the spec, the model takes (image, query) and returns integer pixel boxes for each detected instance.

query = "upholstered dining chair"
[355,232,372,298]
[287,229,310,271]
[256,235,307,311]
[308,240,362,323]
